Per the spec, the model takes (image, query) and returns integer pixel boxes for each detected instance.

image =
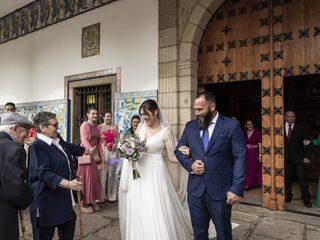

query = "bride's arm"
[163,127,179,163]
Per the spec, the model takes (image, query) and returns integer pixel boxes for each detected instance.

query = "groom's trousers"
[188,191,232,240]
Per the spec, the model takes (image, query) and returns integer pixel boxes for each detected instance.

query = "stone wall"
[158,0,224,136]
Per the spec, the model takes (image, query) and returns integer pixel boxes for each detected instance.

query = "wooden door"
[197,0,320,210]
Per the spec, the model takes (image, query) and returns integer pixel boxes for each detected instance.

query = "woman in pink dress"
[244,120,262,189]
[79,107,102,213]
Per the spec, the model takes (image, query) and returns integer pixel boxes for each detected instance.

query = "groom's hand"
[191,160,205,175]
[226,191,241,205]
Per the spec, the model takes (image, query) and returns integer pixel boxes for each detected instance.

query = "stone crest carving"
[82,23,100,58]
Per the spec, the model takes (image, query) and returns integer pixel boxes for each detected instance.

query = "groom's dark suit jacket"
[175,115,246,200]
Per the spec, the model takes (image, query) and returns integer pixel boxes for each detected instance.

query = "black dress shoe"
[285,197,292,203]
[304,201,312,208]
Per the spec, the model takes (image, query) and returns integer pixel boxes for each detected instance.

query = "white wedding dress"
[118,125,193,240]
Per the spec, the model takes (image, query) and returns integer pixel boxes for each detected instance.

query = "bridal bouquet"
[117,133,147,179]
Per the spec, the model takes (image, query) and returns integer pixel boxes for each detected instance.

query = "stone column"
[158,0,179,133]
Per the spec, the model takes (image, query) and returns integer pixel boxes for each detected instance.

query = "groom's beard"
[198,110,213,130]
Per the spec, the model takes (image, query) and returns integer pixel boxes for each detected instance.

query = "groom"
[175,91,246,240]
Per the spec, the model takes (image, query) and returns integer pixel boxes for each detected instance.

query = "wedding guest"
[28,111,82,240]
[0,112,34,240]
[3,102,38,154]
[79,107,102,213]
[313,134,320,146]
[101,128,120,203]
[284,110,312,207]
[243,119,262,189]
[127,115,140,135]
[313,136,320,208]
[99,112,119,202]
[3,102,38,155]
[100,112,118,131]
[4,102,16,112]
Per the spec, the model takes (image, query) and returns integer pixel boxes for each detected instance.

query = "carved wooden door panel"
[198,0,320,210]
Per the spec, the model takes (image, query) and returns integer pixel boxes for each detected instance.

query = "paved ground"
[20,202,320,240]
[242,183,320,216]
[20,202,120,240]
[230,204,320,240]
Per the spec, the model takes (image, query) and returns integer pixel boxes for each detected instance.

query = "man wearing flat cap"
[0,112,34,240]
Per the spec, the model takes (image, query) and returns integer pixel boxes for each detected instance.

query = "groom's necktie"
[202,123,212,151]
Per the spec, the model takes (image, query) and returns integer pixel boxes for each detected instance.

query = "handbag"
[93,153,101,163]
[78,155,91,165]
[78,123,94,165]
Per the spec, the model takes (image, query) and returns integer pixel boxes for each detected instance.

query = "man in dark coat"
[0,112,34,240]
[284,110,312,207]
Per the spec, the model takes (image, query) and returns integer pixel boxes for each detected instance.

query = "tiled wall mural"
[0,99,68,139]
[0,0,116,45]
[114,90,157,133]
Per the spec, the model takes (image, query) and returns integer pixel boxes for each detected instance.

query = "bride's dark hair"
[139,99,160,119]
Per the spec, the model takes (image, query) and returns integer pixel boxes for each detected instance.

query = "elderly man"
[28,111,95,240]
[284,110,312,207]
[0,112,34,240]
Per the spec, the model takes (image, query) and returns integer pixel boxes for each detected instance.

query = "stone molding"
[64,67,120,141]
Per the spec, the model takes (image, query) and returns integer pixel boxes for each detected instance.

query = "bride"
[118,99,193,240]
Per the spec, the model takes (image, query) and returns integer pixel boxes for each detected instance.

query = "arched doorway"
[195,0,320,210]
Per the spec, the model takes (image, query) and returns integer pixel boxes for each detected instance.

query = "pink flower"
[102,129,118,151]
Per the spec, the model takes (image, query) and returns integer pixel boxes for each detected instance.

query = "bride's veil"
[157,105,188,207]
[135,100,188,206]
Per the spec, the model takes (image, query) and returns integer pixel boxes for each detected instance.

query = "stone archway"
[158,0,280,210]
[177,0,225,134]
[160,0,320,211]
[158,0,224,134]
